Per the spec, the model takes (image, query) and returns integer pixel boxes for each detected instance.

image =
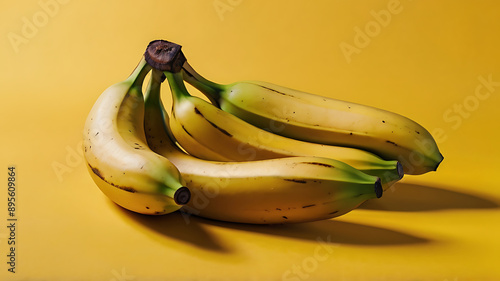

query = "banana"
[143,68,383,224]
[83,57,190,215]
[181,62,444,175]
[163,69,402,189]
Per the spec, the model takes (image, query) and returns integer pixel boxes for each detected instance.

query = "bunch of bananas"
[83,40,443,224]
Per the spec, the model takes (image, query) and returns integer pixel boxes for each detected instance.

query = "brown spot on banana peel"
[284,179,307,184]
[88,164,137,193]
[257,85,293,97]
[302,162,334,168]
[194,107,203,116]
[386,140,398,146]
[118,186,137,193]
[302,204,316,208]
[181,125,193,137]
[90,164,104,181]
[194,107,233,137]
[134,142,145,150]
[206,120,233,137]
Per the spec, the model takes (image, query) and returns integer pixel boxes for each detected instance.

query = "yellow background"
[1,0,500,280]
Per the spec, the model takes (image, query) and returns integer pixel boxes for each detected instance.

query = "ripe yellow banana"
[143,68,383,224]
[83,57,190,215]
[164,70,402,189]
[181,62,444,175]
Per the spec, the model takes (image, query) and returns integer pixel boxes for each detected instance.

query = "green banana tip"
[433,153,444,171]
[375,178,383,199]
[174,186,191,205]
[144,40,186,73]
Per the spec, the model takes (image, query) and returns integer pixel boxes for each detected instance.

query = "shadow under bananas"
[360,182,500,212]
[197,217,429,246]
[109,201,233,253]
[110,199,428,252]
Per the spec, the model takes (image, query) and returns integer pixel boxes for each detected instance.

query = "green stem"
[128,56,152,90]
[144,69,182,157]
[144,69,164,107]
[164,71,191,103]
[181,62,224,105]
